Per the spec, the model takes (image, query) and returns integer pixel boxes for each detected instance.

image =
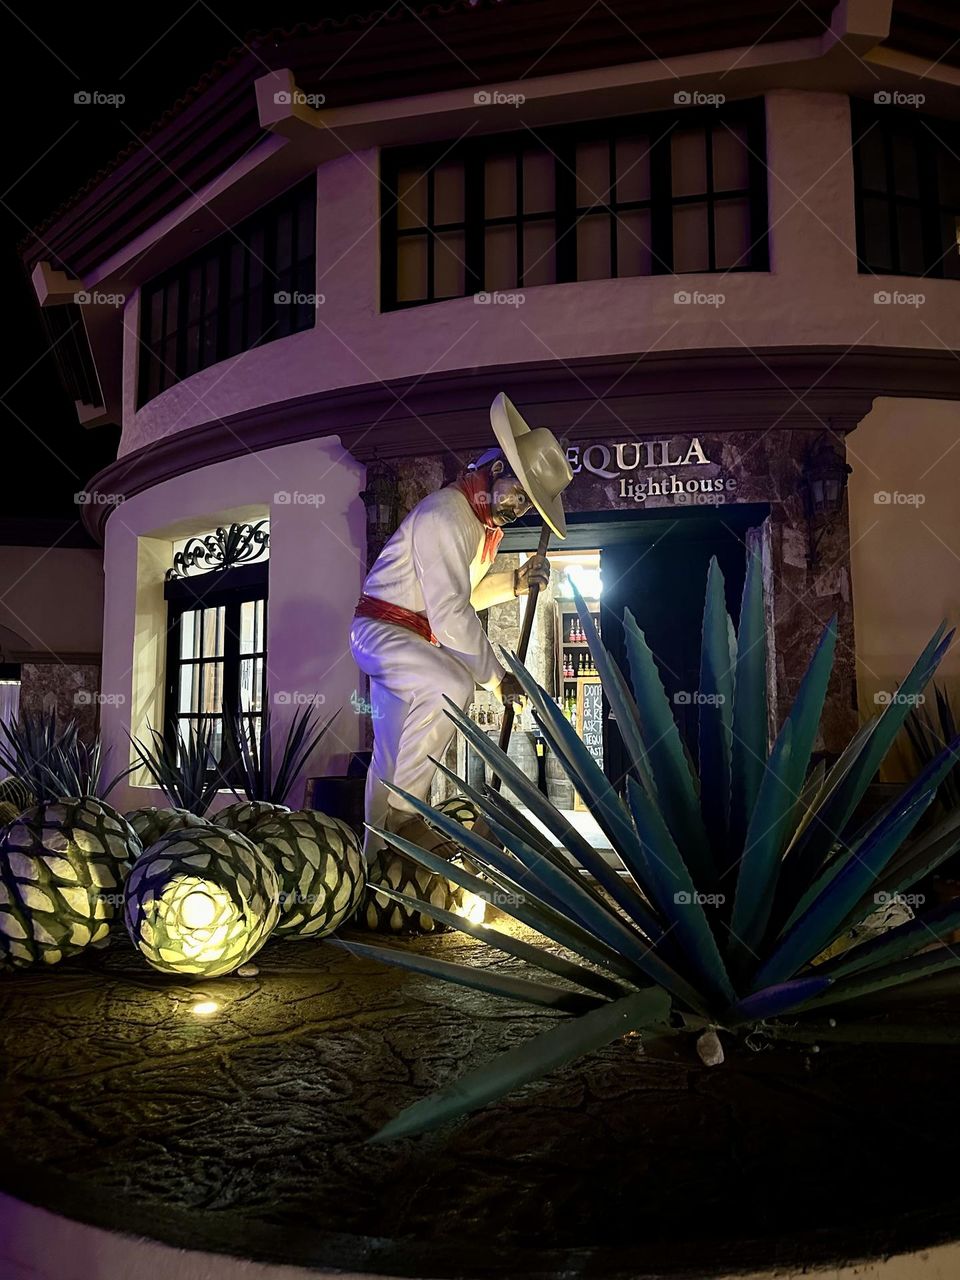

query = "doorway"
[495,503,770,831]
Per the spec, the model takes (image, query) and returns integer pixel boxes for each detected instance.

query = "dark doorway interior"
[501,503,769,795]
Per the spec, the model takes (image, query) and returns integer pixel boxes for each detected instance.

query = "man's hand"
[514,553,550,596]
[497,672,526,707]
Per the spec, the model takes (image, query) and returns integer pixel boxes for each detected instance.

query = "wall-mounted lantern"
[801,434,852,569]
[360,456,400,554]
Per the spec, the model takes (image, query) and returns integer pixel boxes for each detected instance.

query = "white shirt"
[362,486,515,690]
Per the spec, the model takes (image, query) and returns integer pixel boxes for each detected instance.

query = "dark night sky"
[2,3,390,524]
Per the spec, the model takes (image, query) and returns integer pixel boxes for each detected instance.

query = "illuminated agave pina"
[361,794,486,933]
[0,797,141,969]
[123,827,280,977]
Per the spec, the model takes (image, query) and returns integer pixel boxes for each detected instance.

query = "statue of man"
[351,394,574,863]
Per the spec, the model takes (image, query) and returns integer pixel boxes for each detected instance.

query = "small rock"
[236,964,259,978]
[696,1029,724,1067]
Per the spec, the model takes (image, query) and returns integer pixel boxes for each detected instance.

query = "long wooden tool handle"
[490,522,551,792]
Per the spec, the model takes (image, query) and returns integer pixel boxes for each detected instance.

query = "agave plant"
[0,709,130,806]
[130,720,222,817]
[905,684,960,813]
[345,552,960,1141]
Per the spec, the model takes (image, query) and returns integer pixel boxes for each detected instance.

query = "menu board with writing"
[574,678,604,809]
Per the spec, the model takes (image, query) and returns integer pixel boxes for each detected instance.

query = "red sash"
[354,594,439,645]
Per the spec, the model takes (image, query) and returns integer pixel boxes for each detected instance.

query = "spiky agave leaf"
[0,710,77,803]
[370,987,672,1142]
[129,721,223,816]
[352,563,956,1137]
[220,699,340,805]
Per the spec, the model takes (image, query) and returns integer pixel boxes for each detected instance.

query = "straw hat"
[489,393,574,538]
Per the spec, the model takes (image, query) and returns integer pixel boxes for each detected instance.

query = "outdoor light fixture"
[801,434,852,569]
[360,455,400,553]
[123,827,280,977]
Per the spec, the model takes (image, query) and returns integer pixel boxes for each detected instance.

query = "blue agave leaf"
[367,823,645,984]
[499,649,665,928]
[626,776,736,1010]
[571,583,656,800]
[780,624,953,894]
[698,557,735,853]
[621,607,715,884]
[730,550,768,854]
[730,616,837,953]
[779,730,960,941]
[814,900,960,982]
[729,721,796,959]
[369,883,627,1000]
[796,948,960,1012]
[729,974,832,1022]
[336,938,605,1015]
[752,735,960,989]
[381,787,709,1014]
[370,987,673,1141]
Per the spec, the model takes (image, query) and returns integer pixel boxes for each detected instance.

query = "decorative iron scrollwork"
[166,521,270,580]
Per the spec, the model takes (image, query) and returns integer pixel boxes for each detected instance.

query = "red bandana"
[454,472,504,563]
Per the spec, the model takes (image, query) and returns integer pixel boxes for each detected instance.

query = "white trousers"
[349,617,477,856]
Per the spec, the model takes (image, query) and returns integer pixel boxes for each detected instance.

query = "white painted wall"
[848,396,960,775]
[99,437,366,813]
[119,91,960,455]
[0,546,103,657]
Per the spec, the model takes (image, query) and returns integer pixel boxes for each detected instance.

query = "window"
[163,524,269,770]
[852,100,960,279]
[380,101,768,308]
[138,179,317,404]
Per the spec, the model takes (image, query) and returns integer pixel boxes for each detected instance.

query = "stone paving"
[3,926,960,1278]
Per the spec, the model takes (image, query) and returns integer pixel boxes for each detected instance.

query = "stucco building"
[19,0,960,808]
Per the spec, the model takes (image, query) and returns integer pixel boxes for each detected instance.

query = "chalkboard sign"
[580,680,604,770]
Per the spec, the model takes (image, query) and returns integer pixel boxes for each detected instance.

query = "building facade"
[20,0,960,807]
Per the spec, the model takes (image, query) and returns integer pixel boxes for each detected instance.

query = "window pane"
[858,125,887,191]
[896,203,925,274]
[616,209,652,276]
[180,610,199,659]
[240,600,256,654]
[673,203,710,272]
[205,717,223,764]
[861,194,893,269]
[396,168,427,228]
[522,220,556,286]
[434,231,466,298]
[434,162,465,224]
[179,663,198,715]
[201,661,224,715]
[397,235,428,302]
[485,223,517,290]
[255,598,265,652]
[201,255,220,368]
[615,136,650,202]
[485,153,516,218]
[892,130,919,198]
[201,607,224,659]
[577,213,611,280]
[523,149,555,214]
[576,139,609,207]
[240,658,264,712]
[940,213,960,278]
[714,198,752,269]
[672,129,706,196]
[937,145,960,207]
[713,124,750,191]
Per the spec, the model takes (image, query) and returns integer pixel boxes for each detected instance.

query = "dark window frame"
[380,99,769,309]
[163,563,268,780]
[138,178,318,406]
[851,97,960,279]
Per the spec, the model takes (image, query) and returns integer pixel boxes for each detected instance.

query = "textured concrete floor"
[3,926,960,1279]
